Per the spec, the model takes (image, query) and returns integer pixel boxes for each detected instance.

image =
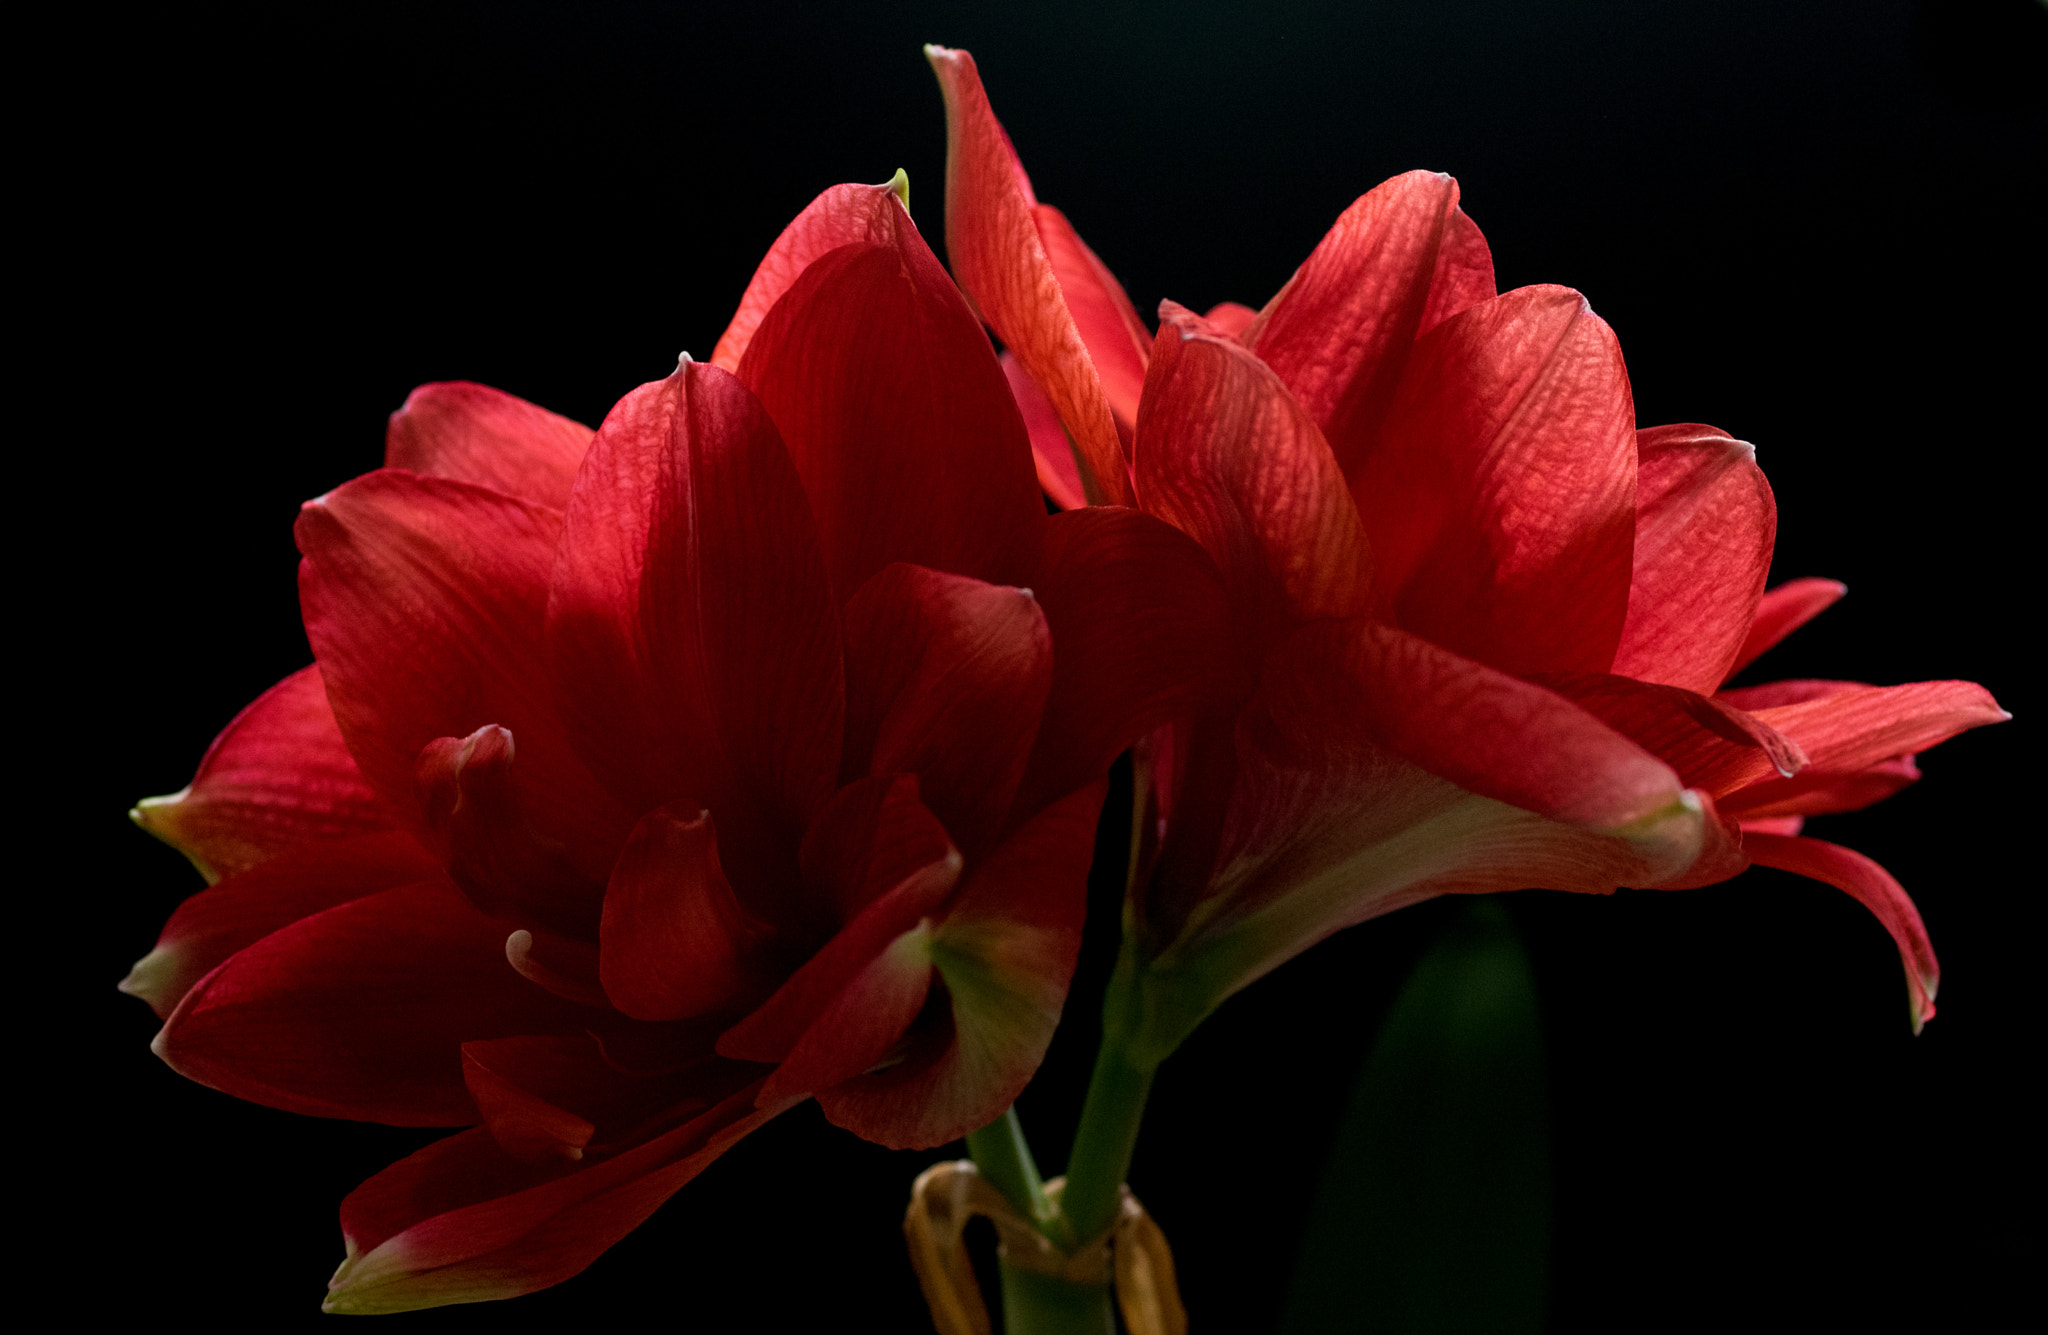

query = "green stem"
[1058,952,1161,1246]
[966,1108,1115,1334]
[965,1106,1055,1231]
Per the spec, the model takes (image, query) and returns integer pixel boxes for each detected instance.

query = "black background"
[54,1,2037,1329]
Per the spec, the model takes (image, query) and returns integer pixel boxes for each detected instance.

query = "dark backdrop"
[59,1,2037,1329]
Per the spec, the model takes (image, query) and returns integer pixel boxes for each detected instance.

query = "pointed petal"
[1745,680,2008,773]
[1243,171,1495,481]
[383,382,594,511]
[296,471,630,882]
[1612,424,1776,693]
[1530,671,1806,797]
[1719,756,1921,820]
[710,179,915,372]
[1031,202,1152,426]
[1742,833,1939,1032]
[546,362,843,895]
[818,781,1104,1149]
[841,564,1052,854]
[738,232,1047,598]
[1727,577,1849,678]
[155,879,595,1125]
[326,1077,781,1313]
[1002,350,1089,510]
[717,822,961,1067]
[120,831,441,1019]
[1356,285,1636,675]
[600,804,779,1023]
[131,664,396,883]
[926,45,1132,505]
[998,505,1238,818]
[1136,301,1372,637]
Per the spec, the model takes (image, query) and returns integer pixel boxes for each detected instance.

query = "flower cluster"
[125,47,2002,1314]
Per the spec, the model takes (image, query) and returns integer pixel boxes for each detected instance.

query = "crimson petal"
[1744,680,2008,773]
[1727,577,1847,679]
[131,664,395,882]
[1003,349,1089,510]
[155,879,595,1125]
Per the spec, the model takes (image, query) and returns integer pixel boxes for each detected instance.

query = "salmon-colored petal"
[1747,680,2008,773]
[1243,171,1495,482]
[709,177,913,372]
[1356,285,1636,676]
[297,471,632,883]
[1002,349,1088,510]
[155,879,595,1126]
[1613,424,1776,693]
[600,804,781,1023]
[1202,301,1258,339]
[1726,577,1847,679]
[1531,671,1806,797]
[547,362,843,900]
[1032,202,1152,428]
[1719,756,1921,820]
[737,234,1047,597]
[326,1076,781,1313]
[383,381,594,511]
[1136,301,1372,638]
[841,564,1052,855]
[926,44,1132,505]
[120,831,441,1019]
[1742,833,1940,1032]
[131,664,396,883]
[818,781,1104,1149]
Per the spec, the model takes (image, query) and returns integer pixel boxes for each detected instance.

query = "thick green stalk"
[964,1107,1054,1231]
[965,1108,1115,1333]
[1057,945,1161,1247]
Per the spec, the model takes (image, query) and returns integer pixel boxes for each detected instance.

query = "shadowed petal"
[1613,424,1776,694]
[155,879,596,1125]
[1531,671,1806,797]
[131,665,396,883]
[1720,756,1921,820]
[121,831,441,1019]
[1003,349,1089,510]
[384,382,594,511]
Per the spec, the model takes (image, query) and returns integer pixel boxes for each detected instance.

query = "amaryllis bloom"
[124,176,1224,1312]
[928,46,2006,1061]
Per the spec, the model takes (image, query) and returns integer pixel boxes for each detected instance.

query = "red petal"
[1032,202,1152,428]
[1531,671,1806,797]
[383,382,594,511]
[1242,171,1495,482]
[997,506,1237,818]
[737,232,1047,598]
[599,804,780,1023]
[1003,349,1088,510]
[1742,833,1940,1032]
[1727,577,1847,678]
[414,726,604,935]
[799,773,959,927]
[841,564,1052,855]
[155,879,595,1125]
[1745,680,2008,773]
[546,362,843,895]
[926,45,1132,505]
[1356,285,1637,675]
[717,824,960,1067]
[1720,756,1922,820]
[818,781,1104,1149]
[757,919,937,1106]
[1275,621,1695,836]
[131,665,395,883]
[460,1033,722,1164]
[121,831,441,1019]
[709,178,914,372]
[1202,301,1258,339]
[297,471,631,882]
[1136,301,1372,637]
[462,1042,595,1163]
[1715,678,1865,711]
[326,1077,781,1313]
[1612,424,1776,693]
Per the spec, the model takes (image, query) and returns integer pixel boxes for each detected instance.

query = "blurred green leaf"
[1279,898,1550,1334]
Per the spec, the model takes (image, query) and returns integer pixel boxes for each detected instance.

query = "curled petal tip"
[885,167,910,212]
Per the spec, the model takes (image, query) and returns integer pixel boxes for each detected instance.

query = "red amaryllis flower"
[124,177,1224,1312]
[928,46,2005,1057]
